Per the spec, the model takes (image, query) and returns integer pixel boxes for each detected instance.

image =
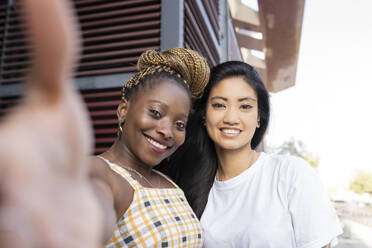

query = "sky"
[265,0,372,191]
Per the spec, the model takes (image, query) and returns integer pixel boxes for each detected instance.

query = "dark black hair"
[157,61,270,218]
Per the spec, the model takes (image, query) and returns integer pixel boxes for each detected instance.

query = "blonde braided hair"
[122,48,210,101]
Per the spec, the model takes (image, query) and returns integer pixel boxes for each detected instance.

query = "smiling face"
[205,76,259,152]
[119,79,191,167]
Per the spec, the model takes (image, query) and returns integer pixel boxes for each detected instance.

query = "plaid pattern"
[100,158,203,248]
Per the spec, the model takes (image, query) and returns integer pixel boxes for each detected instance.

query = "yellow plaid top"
[99,157,204,248]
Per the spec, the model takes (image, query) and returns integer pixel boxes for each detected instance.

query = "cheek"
[247,111,259,127]
[205,120,218,144]
[174,132,186,148]
[132,111,153,129]
[205,109,223,134]
[205,106,220,126]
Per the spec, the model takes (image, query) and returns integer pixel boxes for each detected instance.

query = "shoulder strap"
[97,156,140,190]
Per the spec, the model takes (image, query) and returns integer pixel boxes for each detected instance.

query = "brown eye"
[175,121,186,131]
[240,104,253,110]
[149,109,161,119]
[211,103,225,109]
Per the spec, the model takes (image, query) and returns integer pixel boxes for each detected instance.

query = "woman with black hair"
[161,61,343,248]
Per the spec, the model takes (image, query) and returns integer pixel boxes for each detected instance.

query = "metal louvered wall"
[75,0,161,154]
[76,0,161,77]
[184,0,220,66]
[81,87,122,154]
[0,1,28,86]
[0,0,161,154]
[0,0,225,154]
[0,0,161,87]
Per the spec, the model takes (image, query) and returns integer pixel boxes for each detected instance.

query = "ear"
[256,115,261,128]
[117,100,129,123]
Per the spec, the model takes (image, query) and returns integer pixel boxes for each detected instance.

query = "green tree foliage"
[271,138,319,168]
[350,170,372,194]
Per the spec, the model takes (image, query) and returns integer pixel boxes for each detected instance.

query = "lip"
[219,127,242,137]
[144,134,172,154]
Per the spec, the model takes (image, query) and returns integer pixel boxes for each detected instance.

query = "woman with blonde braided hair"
[0,0,209,246]
[90,47,210,247]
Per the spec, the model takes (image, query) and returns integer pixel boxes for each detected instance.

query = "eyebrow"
[238,97,257,102]
[148,99,164,104]
[148,100,188,119]
[210,96,257,102]
[176,112,189,120]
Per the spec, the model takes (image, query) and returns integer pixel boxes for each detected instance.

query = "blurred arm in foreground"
[0,0,104,247]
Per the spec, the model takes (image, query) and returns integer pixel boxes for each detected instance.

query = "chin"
[222,146,244,151]
[144,159,162,167]
[142,155,167,167]
[217,142,250,151]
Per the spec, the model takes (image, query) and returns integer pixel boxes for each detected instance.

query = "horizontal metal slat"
[2,44,30,53]
[2,51,31,61]
[0,60,30,69]
[93,128,117,135]
[79,4,160,22]
[83,29,160,44]
[0,67,29,77]
[92,119,117,125]
[89,110,117,118]
[76,0,159,14]
[80,46,158,61]
[2,35,27,45]
[94,137,116,144]
[0,76,27,85]
[83,91,121,99]
[93,148,104,154]
[82,20,160,37]
[0,97,18,104]
[78,56,138,70]
[79,12,160,29]
[76,66,137,77]
[86,100,120,108]
[236,33,264,51]
[233,18,262,32]
[83,37,160,54]
[74,0,109,4]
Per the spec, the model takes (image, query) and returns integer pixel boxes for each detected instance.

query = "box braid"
[122,48,210,101]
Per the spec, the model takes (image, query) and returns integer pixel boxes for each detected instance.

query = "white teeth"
[146,137,167,149]
[222,129,240,134]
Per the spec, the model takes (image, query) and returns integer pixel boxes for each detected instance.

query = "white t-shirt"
[200,152,343,248]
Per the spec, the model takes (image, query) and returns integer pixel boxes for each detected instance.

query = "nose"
[156,118,173,140]
[223,107,240,125]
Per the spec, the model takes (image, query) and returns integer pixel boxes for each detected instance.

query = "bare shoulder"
[89,156,110,179]
[89,156,134,217]
[89,155,132,193]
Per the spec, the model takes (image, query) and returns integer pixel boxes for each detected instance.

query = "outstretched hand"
[0,0,102,247]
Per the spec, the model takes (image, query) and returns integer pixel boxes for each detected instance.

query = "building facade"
[0,0,304,153]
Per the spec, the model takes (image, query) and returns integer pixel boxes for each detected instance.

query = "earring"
[257,121,260,128]
[202,116,206,126]
[117,120,125,137]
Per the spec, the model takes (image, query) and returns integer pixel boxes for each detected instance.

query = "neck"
[215,146,258,181]
[105,139,153,177]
